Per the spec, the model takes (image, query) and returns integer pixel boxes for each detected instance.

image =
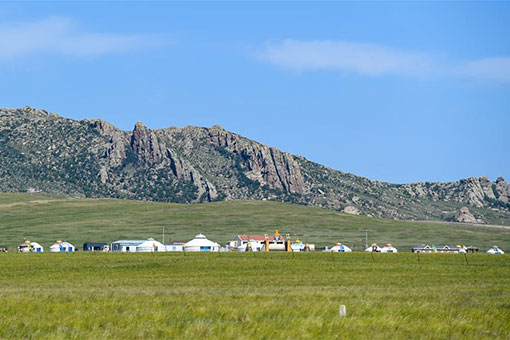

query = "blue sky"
[0,1,509,184]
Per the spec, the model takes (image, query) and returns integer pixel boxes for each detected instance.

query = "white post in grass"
[339,305,347,317]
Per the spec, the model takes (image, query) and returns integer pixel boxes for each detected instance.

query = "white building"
[165,243,184,252]
[110,238,165,252]
[412,245,467,254]
[327,243,352,252]
[229,235,267,252]
[380,244,398,253]
[49,240,75,252]
[487,246,504,254]
[184,234,220,252]
[365,244,381,252]
[18,240,44,253]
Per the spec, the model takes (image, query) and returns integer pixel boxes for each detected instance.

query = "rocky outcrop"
[208,125,305,194]
[456,207,479,224]
[459,177,492,207]
[87,119,127,168]
[495,177,510,204]
[399,176,508,209]
[479,176,496,200]
[130,122,164,166]
[342,206,360,215]
[11,106,49,118]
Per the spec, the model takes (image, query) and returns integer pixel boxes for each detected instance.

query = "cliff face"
[208,125,305,194]
[1,106,509,224]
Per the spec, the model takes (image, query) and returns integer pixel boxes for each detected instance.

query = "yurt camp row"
[14,232,505,254]
[16,234,221,253]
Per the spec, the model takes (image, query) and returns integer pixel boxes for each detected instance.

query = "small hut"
[487,246,504,254]
[18,240,44,253]
[110,239,165,252]
[381,244,398,253]
[49,240,75,252]
[365,243,381,252]
[165,242,184,252]
[111,240,145,252]
[83,243,108,252]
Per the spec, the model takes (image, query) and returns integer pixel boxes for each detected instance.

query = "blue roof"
[413,244,462,249]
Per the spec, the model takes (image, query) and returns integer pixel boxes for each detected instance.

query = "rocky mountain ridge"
[1,106,509,225]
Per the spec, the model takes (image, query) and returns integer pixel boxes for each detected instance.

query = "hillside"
[0,193,509,250]
[1,106,510,224]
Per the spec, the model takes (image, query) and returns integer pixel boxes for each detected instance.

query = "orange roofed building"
[229,231,286,251]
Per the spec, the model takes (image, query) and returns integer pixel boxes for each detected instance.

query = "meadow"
[1,193,510,339]
[0,252,509,339]
[1,193,509,251]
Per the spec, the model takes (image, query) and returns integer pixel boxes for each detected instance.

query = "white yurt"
[329,243,352,252]
[184,234,220,252]
[380,244,398,253]
[136,238,166,252]
[49,240,75,252]
[18,240,44,253]
[365,243,382,252]
[487,246,505,254]
[456,245,467,254]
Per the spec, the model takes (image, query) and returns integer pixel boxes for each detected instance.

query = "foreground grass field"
[0,252,508,339]
[1,193,509,251]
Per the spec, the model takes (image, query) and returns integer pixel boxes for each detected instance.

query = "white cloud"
[258,40,436,77]
[457,57,510,82]
[0,16,167,60]
[258,39,510,82]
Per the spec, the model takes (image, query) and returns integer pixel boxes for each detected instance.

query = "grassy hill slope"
[0,193,509,251]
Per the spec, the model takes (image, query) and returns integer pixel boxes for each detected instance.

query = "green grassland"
[0,252,509,339]
[0,193,509,251]
[1,193,509,339]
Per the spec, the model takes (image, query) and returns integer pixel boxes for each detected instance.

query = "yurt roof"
[185,234,219,247]
[50,241,74,248]
[333,244,350,250]
[137,239,164,247]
